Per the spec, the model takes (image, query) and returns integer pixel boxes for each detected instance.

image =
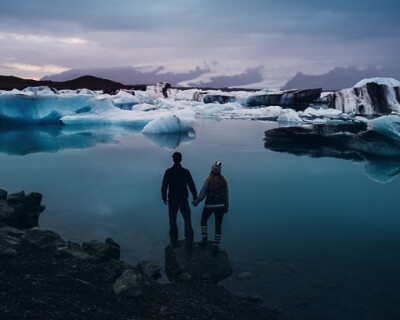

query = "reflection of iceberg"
[364,160,400,184]
[143,130,196,150]
[0,125,115,155]
[264,118,400,184]
[142,112,196,134]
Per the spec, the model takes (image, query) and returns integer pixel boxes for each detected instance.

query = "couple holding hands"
[161,152,229,255]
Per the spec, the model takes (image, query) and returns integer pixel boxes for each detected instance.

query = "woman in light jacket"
[193,161,229,255]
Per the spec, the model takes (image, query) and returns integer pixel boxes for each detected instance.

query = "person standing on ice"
[192,161,229,256]
[162,152,198,248]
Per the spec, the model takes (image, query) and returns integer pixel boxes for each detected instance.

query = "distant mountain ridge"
[282,66,400,91]
[41,65,264,88]
[0,75,145,92]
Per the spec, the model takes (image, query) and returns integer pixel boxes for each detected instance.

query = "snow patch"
[353,77,400,88]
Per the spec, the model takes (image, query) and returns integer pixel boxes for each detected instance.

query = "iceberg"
[367,115,400,141]
[354,77,400,88]
[112,91,140,110]
[0,92,109,124]
[142,112,196,134]
[277,109,303,124]
[325,78,400,115]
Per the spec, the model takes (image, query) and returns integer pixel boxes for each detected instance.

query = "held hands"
[192,199,198,207]
[163,200,169,205]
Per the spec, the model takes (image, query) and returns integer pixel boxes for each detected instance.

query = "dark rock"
[0,190,45,229]
[82,239,120,262]
[20,228,65,253]
[113,269,151,300]
[0,189,7,200]
[25,192,43,207]
[137,260,162,280]
[165,240,233,283]
[7,191,25,203]
[105,237,120,248]
[0,246,17,257]
[0,226,23,258]
[0,201,16,226]
[58,242,91,261]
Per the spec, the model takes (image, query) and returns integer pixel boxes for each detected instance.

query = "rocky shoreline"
[0,189,287,320]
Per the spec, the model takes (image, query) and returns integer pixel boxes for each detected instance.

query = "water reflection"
[264,136,400,184]
[143,130,196,150]
[0,126,196,155]
[0,125,117,155]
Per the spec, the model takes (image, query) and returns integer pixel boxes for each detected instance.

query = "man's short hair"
[172,152,182,163]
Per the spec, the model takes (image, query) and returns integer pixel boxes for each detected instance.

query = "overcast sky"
[0,0,399,86]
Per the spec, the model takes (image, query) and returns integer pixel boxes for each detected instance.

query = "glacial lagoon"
[1,119,399,320]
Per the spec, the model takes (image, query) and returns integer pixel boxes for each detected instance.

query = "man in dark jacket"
[162,152,197,247]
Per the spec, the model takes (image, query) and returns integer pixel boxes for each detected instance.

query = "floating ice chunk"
[229,105,284,120]
[0,94,112,124]
[21,86,57,96]
[277,109,303,123]
[134,91,157,104]
[157,98,192,110]
[132,103,158,111]
[61,107,160,127]
[112,91,140,110]
[303,107,343,118]
[173,89,204,101]
[368,115,400,141]
[354,77,400,88]
[262,106,284,118]
[355,116,370,124]
[193,102,241,119]
[142,113,196,134]
[7,88,34,96]
[75,88,96,95]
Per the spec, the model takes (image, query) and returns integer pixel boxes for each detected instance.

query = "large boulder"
[0,190,45,229]
[0,226,24,258]
[137,260,162,280]
[20,228,65,253]
[82,238,120,262]
[165,240,233,283]
[113,269,151,300]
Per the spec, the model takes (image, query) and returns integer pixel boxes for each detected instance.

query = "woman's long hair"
[206,172,228,198]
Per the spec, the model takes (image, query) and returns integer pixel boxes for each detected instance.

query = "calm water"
[1,120,399,320]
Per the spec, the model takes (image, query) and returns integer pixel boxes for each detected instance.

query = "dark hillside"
[0,75,147,92]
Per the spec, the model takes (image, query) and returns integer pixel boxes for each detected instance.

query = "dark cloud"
[0,0,399,85]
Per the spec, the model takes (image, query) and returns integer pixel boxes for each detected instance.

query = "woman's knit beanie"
[211,161,222,174]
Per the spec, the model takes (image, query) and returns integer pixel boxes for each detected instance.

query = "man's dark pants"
[168,199,194,243]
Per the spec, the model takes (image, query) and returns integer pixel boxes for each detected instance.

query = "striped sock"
[214,234,222,247]
[201,226,208,240]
